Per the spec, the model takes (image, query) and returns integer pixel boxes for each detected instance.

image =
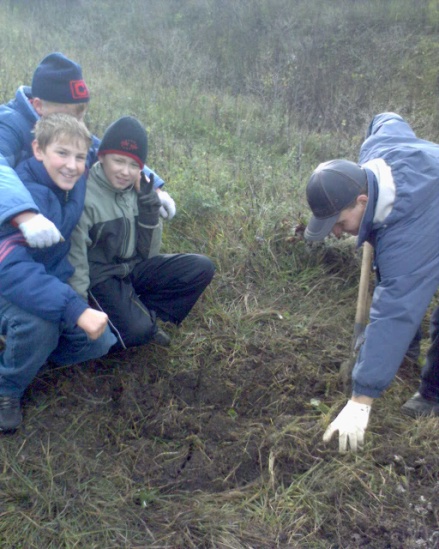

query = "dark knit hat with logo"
[98,116,148,169]
[32,52,90,104]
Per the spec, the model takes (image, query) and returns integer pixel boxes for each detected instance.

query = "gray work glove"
[137,172,161,228]
[158,189,176,219]
[323,400,371,453]
[19,213,63,248]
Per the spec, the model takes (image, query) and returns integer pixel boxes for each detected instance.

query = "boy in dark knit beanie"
[69,116,215,351]
[30,52,90,121]
[1,52,91,252]
[1,52,174,252]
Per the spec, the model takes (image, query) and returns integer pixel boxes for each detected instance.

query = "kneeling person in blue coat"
[68,116,215,350]
[0,114,116,431]
[304,112,439,453]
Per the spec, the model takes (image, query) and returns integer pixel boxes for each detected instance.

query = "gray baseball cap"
[304,159,367,241]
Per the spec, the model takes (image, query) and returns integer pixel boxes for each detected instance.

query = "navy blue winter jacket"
[352,113,439,398]
[0,86,163,227]
[0,157,88,326]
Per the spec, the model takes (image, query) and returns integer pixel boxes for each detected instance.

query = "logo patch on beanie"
[121,139,139,151]
[70,80,89,100]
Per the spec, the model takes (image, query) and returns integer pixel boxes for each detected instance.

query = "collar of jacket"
[16,85,39,125]
[357,167,378,248]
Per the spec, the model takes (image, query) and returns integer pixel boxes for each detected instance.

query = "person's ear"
[357,194,368,207]
[32,139,44,160]
[32,98,44,116]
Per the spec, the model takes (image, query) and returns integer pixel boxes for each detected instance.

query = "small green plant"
[134,487,160,508]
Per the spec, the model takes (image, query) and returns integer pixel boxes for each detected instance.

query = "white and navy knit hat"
[98,116,147,169]
[32,52,90,104]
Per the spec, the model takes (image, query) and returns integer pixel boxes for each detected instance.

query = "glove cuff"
[347,400,371,415]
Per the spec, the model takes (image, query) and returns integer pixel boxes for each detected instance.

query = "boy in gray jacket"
[69,116,214,350]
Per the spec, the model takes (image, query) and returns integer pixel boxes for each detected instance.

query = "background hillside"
[1,1,438,548]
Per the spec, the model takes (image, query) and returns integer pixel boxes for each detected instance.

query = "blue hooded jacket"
[352,112,439,398]
[0,157,88,326]
[0,86,164,227]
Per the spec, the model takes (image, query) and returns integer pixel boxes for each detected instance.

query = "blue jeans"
[0,297,116,398]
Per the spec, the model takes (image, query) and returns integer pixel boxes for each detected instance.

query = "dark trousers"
[420,304,439,401]
[90,253,215,350]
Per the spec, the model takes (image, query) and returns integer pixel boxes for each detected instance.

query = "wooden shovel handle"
[341,242,374,388]
[352,241,373,349]
[355,242,373,324]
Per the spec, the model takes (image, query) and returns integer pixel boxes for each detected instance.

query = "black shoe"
[401,392,439,418]
[152,328,171,347]
[0,396,22,431]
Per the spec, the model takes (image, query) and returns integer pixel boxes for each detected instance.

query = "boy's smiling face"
[33,136,88,191]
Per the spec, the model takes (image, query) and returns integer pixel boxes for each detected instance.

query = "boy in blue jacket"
[304,112,439,453]
[0,113,116,432]
[0,52,175,250]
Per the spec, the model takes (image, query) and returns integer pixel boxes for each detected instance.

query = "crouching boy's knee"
[194,254,215,285]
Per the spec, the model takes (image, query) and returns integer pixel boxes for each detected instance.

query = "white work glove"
[158,190,176,220]
[18,213,63,248]
[323,400,371,453]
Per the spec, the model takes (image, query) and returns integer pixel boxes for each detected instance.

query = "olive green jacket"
[68,162,161,300]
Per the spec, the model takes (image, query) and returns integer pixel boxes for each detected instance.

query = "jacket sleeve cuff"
[352,382,382,399]
[63,295,89,328]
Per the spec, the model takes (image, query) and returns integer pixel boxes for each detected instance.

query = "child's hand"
[77,308,109,340]
[18,213,64,248]
[133,171,143,193]
[137,172,161,227]
[138,171,154,197]
[157,189,176,219]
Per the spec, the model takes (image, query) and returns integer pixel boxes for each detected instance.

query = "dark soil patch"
[2,245,438,548]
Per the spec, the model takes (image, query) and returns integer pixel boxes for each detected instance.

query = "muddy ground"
[1,243,439,548]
